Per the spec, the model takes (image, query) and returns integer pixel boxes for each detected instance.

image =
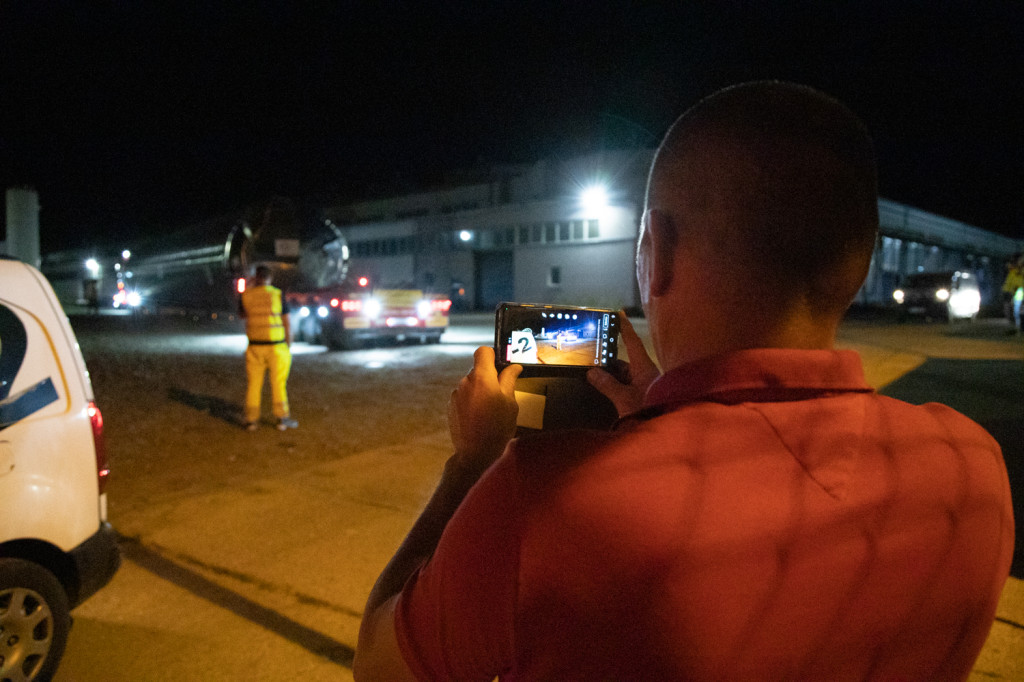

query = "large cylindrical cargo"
[124,198,348,313]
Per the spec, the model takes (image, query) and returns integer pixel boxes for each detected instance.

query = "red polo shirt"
[395,349,1014,681]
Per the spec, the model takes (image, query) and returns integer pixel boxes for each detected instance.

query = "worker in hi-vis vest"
[239,265,298,431]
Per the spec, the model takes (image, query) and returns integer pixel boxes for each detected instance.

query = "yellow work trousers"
[245,343,292,423]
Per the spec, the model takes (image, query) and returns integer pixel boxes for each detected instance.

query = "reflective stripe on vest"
[242,285,286,343]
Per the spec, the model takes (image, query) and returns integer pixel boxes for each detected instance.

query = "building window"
[532,224,542,243]
[572,220,584,240]
[548,266,561,286]
[519,225,529,245]
[544,222,556,243]
[587,219,600,239]
[559,221,570,241]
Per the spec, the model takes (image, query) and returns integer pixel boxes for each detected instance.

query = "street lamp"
[580,184,609,217]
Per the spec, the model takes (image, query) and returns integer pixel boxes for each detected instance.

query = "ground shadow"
[167,387,244,427]
[118,535,355,667]
[881,358,1024,579]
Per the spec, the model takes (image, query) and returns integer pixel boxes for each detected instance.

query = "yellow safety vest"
[242,285,287,343]
[1002,267,1024,294]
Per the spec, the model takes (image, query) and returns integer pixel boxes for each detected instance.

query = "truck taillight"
[236,278,246,294]
[432,299,452,312]
[340,300,362,312]
[88,401,110,494]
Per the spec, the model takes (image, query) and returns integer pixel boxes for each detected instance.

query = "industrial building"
[326,151,1023,313]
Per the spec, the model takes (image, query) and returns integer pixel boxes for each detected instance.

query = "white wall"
[515,240,637,309]
[5,187,41,266]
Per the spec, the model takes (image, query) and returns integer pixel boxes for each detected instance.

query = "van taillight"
[88,401,110,494]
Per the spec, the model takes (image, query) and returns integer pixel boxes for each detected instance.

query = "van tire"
[0,558,71,682]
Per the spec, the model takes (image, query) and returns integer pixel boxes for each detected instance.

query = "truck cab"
[287,281,451,349]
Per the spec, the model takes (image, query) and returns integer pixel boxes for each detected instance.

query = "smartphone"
[495,302,619,377]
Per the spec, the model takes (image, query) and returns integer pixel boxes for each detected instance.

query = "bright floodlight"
[85,258,100,274]
[459,230,473,242]
[581,184,608,214]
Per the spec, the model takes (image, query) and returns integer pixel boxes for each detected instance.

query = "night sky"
[1,1,1022,253]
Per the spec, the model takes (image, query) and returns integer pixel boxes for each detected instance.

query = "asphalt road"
[53,313,1022,681]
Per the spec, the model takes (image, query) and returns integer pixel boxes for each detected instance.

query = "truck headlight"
[935,288,950,302]
[317,306,329,318]
[892,289,905,304]
[364,298,382,319]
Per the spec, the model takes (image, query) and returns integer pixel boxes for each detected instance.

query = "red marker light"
[236,278,246,294]
[87,401,109,494]
[358,276,369,287]
[330,298,340,307]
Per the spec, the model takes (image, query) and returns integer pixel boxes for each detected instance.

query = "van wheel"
[0,558,71,682]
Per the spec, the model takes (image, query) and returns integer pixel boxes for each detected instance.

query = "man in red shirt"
[354,82,1014,681]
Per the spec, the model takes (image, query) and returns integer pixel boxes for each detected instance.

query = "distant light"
[580,184,608,215]
[121,250,131,260]
[299,306,311,317]
[317,306,329,318]
[950,289,981,318]
[85,258,100,274]
[935,288,950,302]
[893,289,905,304]
[459,230,473,242]
[357,276,370,287]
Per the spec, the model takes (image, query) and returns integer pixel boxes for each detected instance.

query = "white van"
[0,256,120,680]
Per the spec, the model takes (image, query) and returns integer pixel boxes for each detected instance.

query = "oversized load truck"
[87,198,452,349]
[285,283,452,350]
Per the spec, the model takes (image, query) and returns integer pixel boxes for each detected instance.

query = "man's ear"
[643,208,677,298]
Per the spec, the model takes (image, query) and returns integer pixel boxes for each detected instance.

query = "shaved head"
[646,81,879,317]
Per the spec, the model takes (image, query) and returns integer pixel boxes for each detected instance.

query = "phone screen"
[495,303,618,372]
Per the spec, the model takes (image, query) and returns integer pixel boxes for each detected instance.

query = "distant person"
[354,82,1014,681]
[239,265,297,431]
[1002,253,1023,332]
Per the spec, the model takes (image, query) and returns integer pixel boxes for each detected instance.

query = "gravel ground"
[70,313,486,528]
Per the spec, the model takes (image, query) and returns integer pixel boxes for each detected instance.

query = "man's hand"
[587,313,661,417]
[448,346,522,472]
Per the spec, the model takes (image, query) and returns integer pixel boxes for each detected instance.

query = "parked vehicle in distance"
[893,270,981,321]
[0,256,120,681]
